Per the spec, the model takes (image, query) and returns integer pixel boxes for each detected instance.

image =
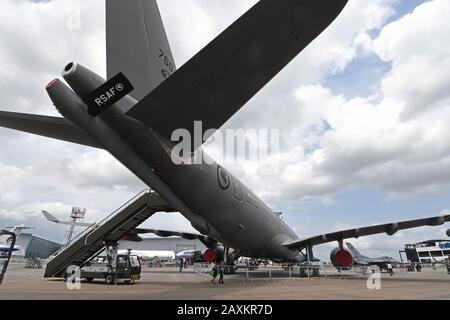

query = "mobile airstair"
[44,190,175,278]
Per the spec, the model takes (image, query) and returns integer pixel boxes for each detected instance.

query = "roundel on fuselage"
[217,166,230,190]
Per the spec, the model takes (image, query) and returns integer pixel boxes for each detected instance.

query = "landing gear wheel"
[105,274,115,285]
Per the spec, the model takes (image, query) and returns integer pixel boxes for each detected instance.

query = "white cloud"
[373,0,450,118]
[0,0,106,115]
[210,0,450,208]
[158,0,259,66]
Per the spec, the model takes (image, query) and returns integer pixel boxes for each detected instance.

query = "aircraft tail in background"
[345,242,364,258]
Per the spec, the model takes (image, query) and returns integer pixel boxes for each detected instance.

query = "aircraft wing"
[126,0,348,147]
[134,228,218,245]
[283,214,450,250]
[0,111,102,149]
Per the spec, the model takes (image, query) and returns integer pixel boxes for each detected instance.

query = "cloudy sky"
[1,0,450,260]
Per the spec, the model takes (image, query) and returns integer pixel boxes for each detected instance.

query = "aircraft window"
[234,182,243,201]
[418,251,430,257]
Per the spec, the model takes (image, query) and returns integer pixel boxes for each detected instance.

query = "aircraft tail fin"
[42,210,60,224]
[106,0,176,101]
[345,242,363,258]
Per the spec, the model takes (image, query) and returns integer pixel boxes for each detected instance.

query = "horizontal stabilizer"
[0,111,102,149]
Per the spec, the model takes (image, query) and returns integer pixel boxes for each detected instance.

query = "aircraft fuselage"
[104,105,300,260]
[47,73,299,261]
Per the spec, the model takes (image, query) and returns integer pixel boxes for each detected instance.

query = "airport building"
[404,240,450,263]
[15,233,62,259]
[118,237,206,254]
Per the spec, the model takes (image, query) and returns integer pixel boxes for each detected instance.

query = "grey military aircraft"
[332,242,403,271]
[1,0,450,270]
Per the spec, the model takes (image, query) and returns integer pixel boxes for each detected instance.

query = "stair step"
[44,190,174,278]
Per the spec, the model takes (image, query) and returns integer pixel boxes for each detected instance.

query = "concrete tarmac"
[0,267,449,300]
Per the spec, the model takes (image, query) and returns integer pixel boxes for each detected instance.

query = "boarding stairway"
[44,190,175,278]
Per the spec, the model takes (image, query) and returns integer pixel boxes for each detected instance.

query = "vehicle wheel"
[105,274,115,285]
[124,280,131,284]
[85,277,94,283]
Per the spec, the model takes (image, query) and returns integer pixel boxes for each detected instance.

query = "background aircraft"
[0,0,449,271]
[334,242,403,271]
[0,225,31,254]
[176,250,197,260]
[117,249,175,261]
[43,209,144,244]
[42,210,94,228]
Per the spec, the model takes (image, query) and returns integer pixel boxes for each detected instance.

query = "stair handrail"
[48,189,152,260]
[91,189,152,228]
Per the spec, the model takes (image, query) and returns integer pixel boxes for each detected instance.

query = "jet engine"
[120,230,143,242]
[447,229,450,237]
[62,62,137,115]
[202,246,238,264]
[202,246,225,263]
[62,62,105,98]
[330,247,354,269]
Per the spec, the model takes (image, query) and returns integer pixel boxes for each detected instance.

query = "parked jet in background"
[338,242,403,271]
[176,250,197,259]
[0,0,450,270]
[0,244,19,254]
[117,250,175,261]
[0,225,31,254]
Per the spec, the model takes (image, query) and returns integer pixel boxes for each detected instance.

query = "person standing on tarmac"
[219,261,225,284]
[210,262,218,284]
[387,263,394,277]
[179,258,184,272]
